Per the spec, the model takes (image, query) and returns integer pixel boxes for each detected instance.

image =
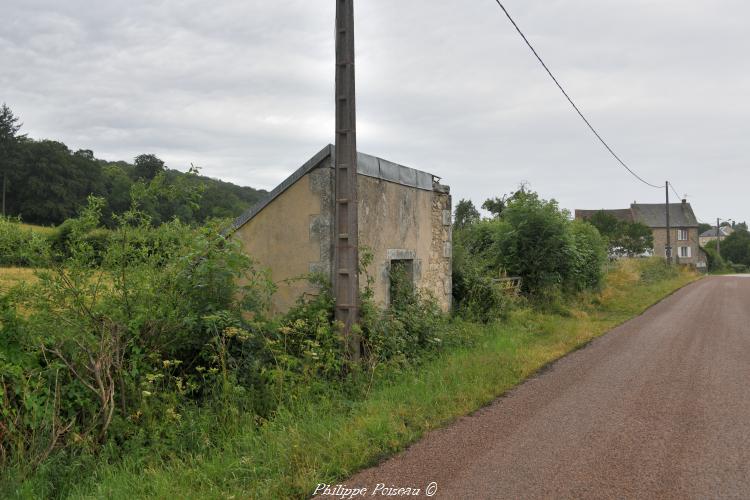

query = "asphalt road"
[342,276,750,499]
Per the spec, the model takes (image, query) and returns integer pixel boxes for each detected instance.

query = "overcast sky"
[2,1,748,223]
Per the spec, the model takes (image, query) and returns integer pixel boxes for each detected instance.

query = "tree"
[482,197,506,218]
[588,210,653,257]
[618,222,654,257]
[588,211,622,242]
[698,222,712,235]
[720,228,750,266]
[453,199,480,229]
[133,154,165,181]
[0,104,25,216]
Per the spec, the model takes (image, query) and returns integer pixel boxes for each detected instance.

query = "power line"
[490,0,663,190]
[668,181,682,200]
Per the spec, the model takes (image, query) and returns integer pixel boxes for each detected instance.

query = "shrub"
[567,220,608,292]
[638,256,679,283]
[0,217,48,266]
[702,243,728,272]
[452,190,607,303]
[359,250,445,366]
[0,198,275,473]
[730,263,748,273]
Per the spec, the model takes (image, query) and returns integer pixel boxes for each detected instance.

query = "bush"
[48,218,111,265]
[359,250,445,365]
[567,220,608,292]
[0,217,48,266]
[452,190,607,304]
[730,263,748,273]
[702,243,728,272]
[638,256,679,283]
[0,198,276,474]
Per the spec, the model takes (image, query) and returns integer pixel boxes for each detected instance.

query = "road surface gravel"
[340,276,750,499]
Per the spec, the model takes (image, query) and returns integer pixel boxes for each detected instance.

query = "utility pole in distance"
[716,217,721,257]
[334,0,360,360]
[665,181,672,265]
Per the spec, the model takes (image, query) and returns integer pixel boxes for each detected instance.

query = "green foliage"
[359,249,445,366]
[481,196,506,218]
[453,190,607,307]
[568,220,608,292]
[453,198,480,230]
[0,105,266,226]
[702,240,729,273]
[451,231,517,323]
[720,228,750,267]
[588,210,653,256]
[133,154,165,181]
[34,257,695,500]
[0,198,275,477]
[637,257,679,283]
[0,217,49,266]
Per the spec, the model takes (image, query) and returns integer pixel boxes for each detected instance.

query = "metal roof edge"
[226,145,443,233]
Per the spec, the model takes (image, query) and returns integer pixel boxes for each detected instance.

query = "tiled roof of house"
[631,203,699,228]
[575,209,634,223]
[575,202,699,229]
[700,226,732,238]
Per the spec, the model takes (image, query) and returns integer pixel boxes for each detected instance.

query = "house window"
[677,229,688,241]
[679,246,691,258]
[389,259,414,306]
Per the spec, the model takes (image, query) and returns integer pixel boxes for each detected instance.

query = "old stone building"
[699,225,733,248]
[575,200,707,269]
[230,145,452,313]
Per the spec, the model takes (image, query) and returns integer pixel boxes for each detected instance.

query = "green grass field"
[57,260,698,500]
[17,223,55,235]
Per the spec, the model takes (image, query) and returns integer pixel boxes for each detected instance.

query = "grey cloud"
[1,0,747,223]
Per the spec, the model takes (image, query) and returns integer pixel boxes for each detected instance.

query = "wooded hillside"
[0,104,267,226]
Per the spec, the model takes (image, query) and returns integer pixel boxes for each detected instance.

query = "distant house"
[228,145,452,314]
[699,226,733,248]
[575,200,707,269]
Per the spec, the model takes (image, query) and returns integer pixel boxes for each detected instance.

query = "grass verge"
[20,261,699,499]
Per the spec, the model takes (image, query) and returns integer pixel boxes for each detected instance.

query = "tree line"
[0,104,266,227]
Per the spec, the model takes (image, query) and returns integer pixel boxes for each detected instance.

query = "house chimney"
[682,199,687,204]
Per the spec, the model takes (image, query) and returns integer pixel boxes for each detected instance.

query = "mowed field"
[18,223,55,235]
[0,224,51,290]
[0,267,38,291]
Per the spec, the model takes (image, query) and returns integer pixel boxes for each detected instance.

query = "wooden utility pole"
[665,181,672,265]
[334,0,360,359]
[716,217,721,256]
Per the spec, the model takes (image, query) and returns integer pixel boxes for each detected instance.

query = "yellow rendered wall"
[233,172,328,313]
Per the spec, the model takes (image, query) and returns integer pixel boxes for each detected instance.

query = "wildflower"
[142,390,152,397]
[166,407,182,422]
[224,326,241,338]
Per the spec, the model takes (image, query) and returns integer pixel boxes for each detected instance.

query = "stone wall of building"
[425,188,452,312]
[234,160,452,314]
[652,226,705,266]
[356,175,452,312]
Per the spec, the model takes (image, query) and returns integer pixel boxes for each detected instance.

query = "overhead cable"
[490,0,663,189]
